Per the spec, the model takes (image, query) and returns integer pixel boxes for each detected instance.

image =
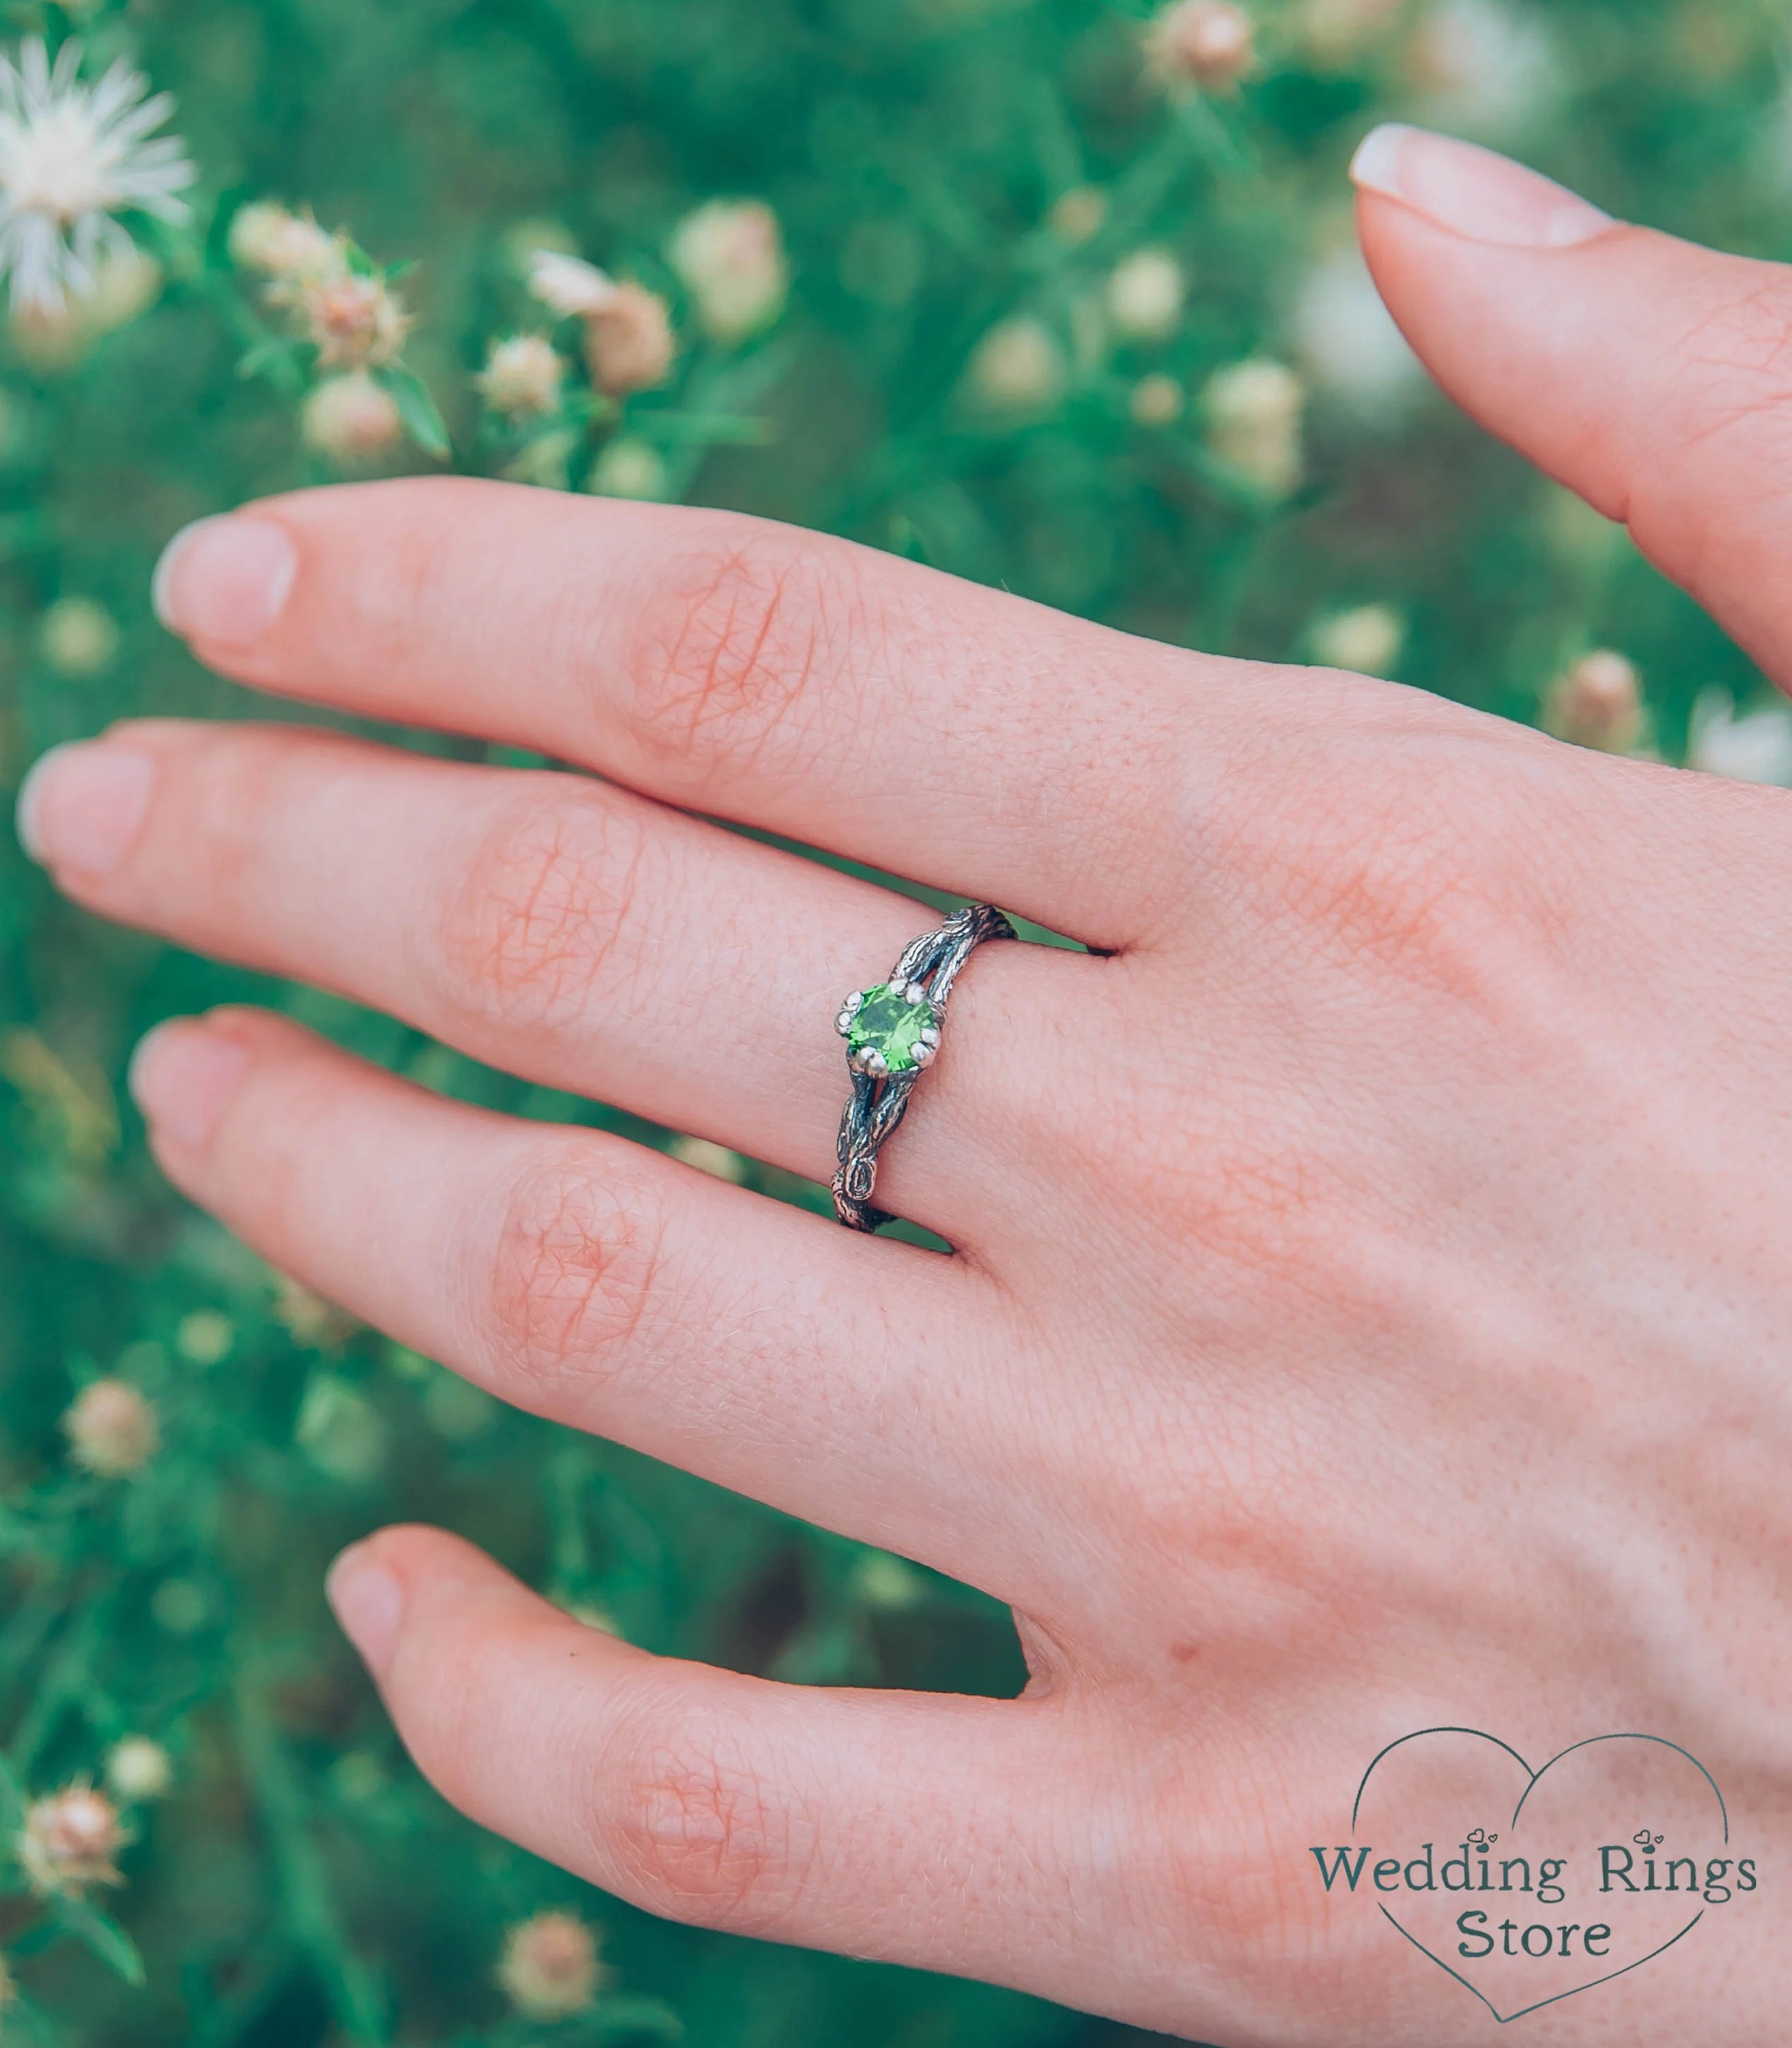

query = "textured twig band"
[831,902,1016,1232]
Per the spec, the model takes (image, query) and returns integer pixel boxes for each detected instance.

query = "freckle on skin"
[1169,1641,1200,1664]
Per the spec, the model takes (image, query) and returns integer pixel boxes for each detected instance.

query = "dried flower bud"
[478,334,565,421]
[1544,649,1643,754]
[967,316,1066,414]
[1129,373,1185,425]
[1049,186,1107,244]
[304,272,409,369]
[106,1737,173,1803]
[1146,0,1257,94]
[229,202,341,282]
[498,1911,606,2019]
[38,595,119,676]
[528,249,618,319]
[18,1783,126,1895]
[302,372,404,462]
[585,281,676,396]
[1106,248,1185,341]
[63,1378,158,1477]
[1204,358,1305,498]
[1312,603,1406,678]
[669,199,788,343]
[588,437,668,500]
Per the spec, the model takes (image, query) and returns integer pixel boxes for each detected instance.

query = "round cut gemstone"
[847,982,933,1074]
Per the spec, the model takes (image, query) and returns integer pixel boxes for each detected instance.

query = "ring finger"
[18,717,1094,1242]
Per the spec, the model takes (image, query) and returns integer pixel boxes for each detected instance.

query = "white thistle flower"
[0,38,194,312]
[528,248,618,319]
[1687,690,1792,787]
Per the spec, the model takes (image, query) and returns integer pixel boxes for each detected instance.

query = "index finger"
[153,479,1197,945]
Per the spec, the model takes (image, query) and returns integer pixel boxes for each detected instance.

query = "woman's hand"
[20,128,1792,2043]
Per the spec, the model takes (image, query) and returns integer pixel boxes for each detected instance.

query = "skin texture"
[22,132,1792,2042]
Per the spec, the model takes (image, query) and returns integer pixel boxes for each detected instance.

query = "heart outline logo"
[1350,1728,1729,2025]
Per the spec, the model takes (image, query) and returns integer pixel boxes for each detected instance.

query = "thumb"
[1352,122,1792,687]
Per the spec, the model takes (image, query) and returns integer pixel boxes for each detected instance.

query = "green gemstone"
[847,982,934,1074]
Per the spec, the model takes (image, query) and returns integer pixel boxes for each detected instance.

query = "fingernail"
[128,1019,249,1150]
[153,514,298,644]
[327,1541,406,1677]
[16,741,155,873]
[1350,124,1613,250]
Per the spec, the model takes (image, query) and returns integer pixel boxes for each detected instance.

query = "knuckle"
[1228,732,1548,999]
[484,1147,663,1393]
[608,1713,809,1932]
[621,531,854,786]
[440,790,648,1034]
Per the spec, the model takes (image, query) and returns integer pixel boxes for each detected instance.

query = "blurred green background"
[3,0,1789,2041]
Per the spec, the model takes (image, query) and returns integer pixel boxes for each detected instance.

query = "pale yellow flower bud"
[1300,0,1403,66]
[1129,373,1185,425]
[1049,186,1107,244]
[669,200,788,343]
[667,1133,748,1182]
[1204,358,1305,498]
[1106,248,1185,341]
[63,1378,158,1476]
[302,373,403,462]
[18,1783,125,1895]
[967,316,1066,414]
[498,1911,606,2019]
[588,437,668,500]
[229,203,341,281]
[478,334,565,420]
[38,595,119,676]
[106,1737,173,1803]
[1312,603,1406,678]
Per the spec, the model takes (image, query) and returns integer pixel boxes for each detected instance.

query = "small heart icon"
[1345,1728,1732,2022]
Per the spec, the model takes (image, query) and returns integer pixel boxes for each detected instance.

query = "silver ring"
[831,902,1016,1232]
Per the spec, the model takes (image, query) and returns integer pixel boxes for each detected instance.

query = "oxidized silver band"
[831,902,1016,1232]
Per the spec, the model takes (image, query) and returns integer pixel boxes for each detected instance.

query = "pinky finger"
[326,1525,1072,1975]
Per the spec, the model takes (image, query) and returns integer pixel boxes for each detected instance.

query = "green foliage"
[1,0,1787,2040]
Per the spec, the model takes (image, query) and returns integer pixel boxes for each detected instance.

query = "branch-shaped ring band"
[831,902,1016,1232]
